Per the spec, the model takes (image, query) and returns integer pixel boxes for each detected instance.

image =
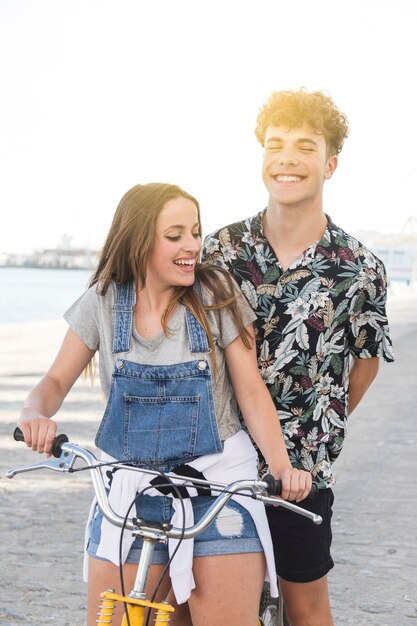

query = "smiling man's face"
[262,123,338,210]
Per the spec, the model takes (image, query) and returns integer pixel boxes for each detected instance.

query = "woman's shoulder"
[65,281,117,319]
[196,265,256,327]
[197,264,241,303]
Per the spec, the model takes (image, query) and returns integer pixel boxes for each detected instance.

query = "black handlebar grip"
[13,427,26,443]
[263,473,318,499]
[263,473,282,495]
[13,427,69,458]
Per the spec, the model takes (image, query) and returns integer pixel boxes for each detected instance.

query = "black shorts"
[266,488,334,583]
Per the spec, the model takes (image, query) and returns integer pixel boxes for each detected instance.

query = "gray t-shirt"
[64,281,256,440]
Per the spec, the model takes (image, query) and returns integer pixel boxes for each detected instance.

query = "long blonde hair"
[88,183,252,376]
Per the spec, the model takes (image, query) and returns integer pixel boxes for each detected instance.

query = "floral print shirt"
[202,211,394,487]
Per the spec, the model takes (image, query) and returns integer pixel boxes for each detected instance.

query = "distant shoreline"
[1,246,98,271]
[0,263,94,271]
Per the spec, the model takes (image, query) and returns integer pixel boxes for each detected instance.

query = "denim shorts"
[266,488,335,583]
[87,494,263,564]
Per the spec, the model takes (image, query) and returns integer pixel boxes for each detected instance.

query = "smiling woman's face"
[146,196,202,292]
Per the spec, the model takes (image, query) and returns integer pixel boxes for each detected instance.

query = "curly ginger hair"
[255,88,349,156]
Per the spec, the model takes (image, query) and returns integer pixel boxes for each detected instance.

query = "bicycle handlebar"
[9,428,323,532]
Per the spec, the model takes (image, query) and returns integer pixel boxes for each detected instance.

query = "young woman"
[17,182,312,626]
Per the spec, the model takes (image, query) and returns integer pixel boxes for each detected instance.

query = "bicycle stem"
[130,538,155,599]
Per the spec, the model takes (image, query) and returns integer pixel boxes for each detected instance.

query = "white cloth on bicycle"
[84,430,278,603]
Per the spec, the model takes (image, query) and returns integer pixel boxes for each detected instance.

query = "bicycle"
[8,428,321,625]
[259,581,288,626]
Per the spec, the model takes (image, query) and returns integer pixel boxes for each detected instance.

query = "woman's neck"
[134,286,175,340]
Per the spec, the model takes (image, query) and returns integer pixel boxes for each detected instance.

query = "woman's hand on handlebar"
[275,467,313,503]
[17,414,57,458]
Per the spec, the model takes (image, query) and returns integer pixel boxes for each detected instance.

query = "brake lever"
[7,446,78,478]
[259,494,322,525]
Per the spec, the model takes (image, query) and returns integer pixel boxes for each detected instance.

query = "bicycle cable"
[69,460,263,501]
[113,469,187,626]
[141,472,187,626]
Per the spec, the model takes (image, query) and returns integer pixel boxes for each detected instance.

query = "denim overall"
[95,282,223,472]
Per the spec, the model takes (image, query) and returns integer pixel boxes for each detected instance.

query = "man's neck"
[262,203,328,272]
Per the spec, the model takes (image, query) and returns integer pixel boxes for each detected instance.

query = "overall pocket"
[123,394,200,465]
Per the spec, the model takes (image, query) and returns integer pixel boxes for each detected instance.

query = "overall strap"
[185,280,210,354]
[112,282,135,354]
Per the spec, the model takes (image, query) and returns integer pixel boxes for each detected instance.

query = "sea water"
[0,267,92,324]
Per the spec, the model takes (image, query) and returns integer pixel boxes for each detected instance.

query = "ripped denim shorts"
[87,494,263,564]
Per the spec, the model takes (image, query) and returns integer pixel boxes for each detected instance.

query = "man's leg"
[267,489,335,626]
[279,575,334,626]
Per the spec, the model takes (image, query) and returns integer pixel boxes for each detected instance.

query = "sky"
[1,0,416,255]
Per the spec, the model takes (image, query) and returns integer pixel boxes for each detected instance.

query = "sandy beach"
[1,291,416,625]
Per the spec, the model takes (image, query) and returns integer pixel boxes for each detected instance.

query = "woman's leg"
[187,552,265,626]
[169,601,193,626]
[87,556,171,626]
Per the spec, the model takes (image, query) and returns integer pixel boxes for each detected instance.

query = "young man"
[202,89,394,626]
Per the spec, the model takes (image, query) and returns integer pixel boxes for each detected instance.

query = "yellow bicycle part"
[99,590,175,625]
[99,590,265,625]
[96,592,117,623]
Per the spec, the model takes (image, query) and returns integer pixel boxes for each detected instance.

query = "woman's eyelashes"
[165,231,201,242]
